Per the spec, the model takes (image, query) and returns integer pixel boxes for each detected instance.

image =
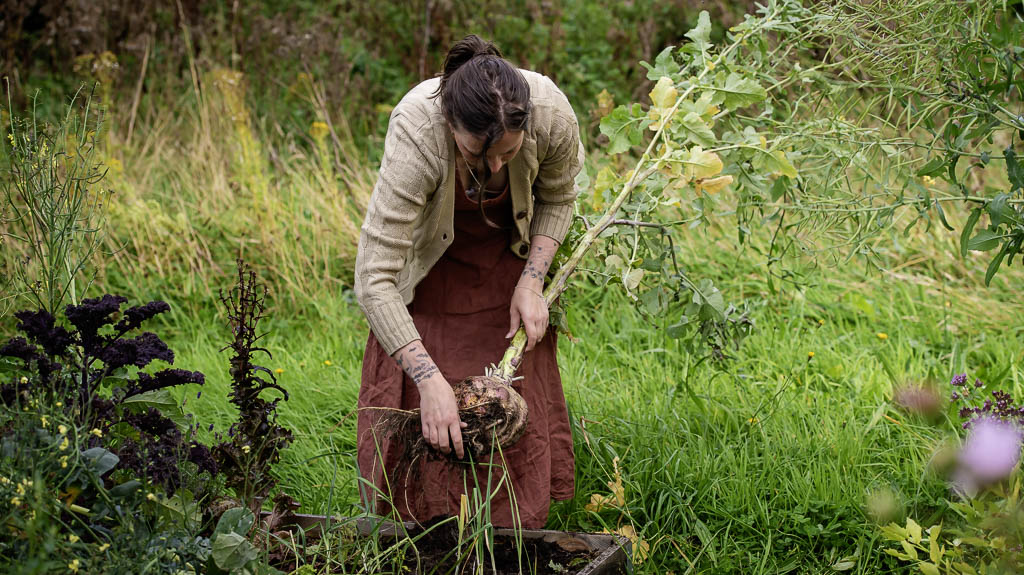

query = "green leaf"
[212,532,259,570]
[967,229,1001,252]
[917,562,940,575]
[682,11,713,67]
[906,519,922,544]
[987,193,1017,228]
[916,156,946,177]
[717,73,767,111]
[753,149,797,178]
[770,176,789,201]
[122,388,188,431]
[82,447,119,476]
[675,112,716,148]
[109,480,141,499]
[1006,147,1024,192]
[640,46,678,82]
[960,208,982,258]
[623,268,645,291]
[900,540,918,560]
[215,507,256,538]
[600,104,645,155]
[985,240,1009,286]
[666,318,690,339]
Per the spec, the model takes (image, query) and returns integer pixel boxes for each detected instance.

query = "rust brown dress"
[356,173,575,529]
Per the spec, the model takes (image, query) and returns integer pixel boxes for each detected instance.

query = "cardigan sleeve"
[530,104,584,244]
[354,111,439,355]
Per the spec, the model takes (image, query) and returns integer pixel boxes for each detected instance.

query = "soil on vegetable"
[268,518,621,574]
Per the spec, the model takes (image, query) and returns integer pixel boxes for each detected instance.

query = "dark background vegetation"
[1,0,751,144]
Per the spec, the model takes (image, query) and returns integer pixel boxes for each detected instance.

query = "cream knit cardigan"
[354,70,584,355]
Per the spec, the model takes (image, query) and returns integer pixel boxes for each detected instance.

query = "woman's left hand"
[507,282,549,351]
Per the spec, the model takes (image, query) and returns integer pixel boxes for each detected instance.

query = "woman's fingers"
[449,422,465,459]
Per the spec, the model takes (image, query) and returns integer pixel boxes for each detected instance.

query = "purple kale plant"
[0,295,215,494]
[950,373,1024,430]
[213,261,292,512]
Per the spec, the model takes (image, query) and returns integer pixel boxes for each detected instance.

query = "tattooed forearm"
[519,237,558,284]
[391,340,442,386]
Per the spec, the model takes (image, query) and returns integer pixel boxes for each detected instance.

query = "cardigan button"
[515,210,527,220]
[518,244,529,256]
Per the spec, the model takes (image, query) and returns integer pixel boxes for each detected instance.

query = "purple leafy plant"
[0,295,215,494]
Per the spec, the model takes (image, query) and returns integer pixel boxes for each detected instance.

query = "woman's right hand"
[418,374,467,458]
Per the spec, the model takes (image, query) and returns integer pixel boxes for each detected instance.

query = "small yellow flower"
[68,534,80,543]
[807,351,815,359]
[323,360,332,366]
[10,497,21,506]
[90,428,103,438]
[55,401,62,407]
[68,559,80,573]
[146,493,157,501]
[309,121,330,142]
[818,319,825,326]
[59,436,69,451]
[60,456,68,469]
[876,332,889,340]
[98,543,110,552]
[40,416,49,428]
[242,445,251,454]
[0,476,8,484]
[19,377,27,384]
[706,60,716,70]
[921,175,935,186]
[58,424,68,435]
[274,368,284,374]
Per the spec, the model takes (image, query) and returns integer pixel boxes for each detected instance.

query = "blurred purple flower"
[951,373,968,387]
[954,417,1024,496]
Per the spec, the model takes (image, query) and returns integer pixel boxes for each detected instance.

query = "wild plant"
[213,260,293,516]
[1,85,110,317]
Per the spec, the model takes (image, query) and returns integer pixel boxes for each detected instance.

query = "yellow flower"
[19,377,27,384]
[818,319,825,326]
[90,428,103,438]
[323,360,332,366]
[921,175,935,186]
[274,368,284,375]
[0,476,8,485]
[807,351,815,359]
[98,543,110,552]
[59,437,69,451]
[309,121,329,142]
[876,332,888,340]
[146,493,157,501]
[242,445,251,454]
[58,424,68,435]
[706,60,716,70]
[40,416,49,428]
[56,401,62,408]
[68,559,80,573]
[69,534,80,543]
[10,497,21,506]
[60,456,68,469]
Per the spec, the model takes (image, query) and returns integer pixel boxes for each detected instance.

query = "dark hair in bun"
[434,35,531,152]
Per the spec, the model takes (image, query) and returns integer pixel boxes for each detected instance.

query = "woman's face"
[451,126,524,178]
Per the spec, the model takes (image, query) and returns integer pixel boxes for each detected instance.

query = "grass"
[139,205,1024,573]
